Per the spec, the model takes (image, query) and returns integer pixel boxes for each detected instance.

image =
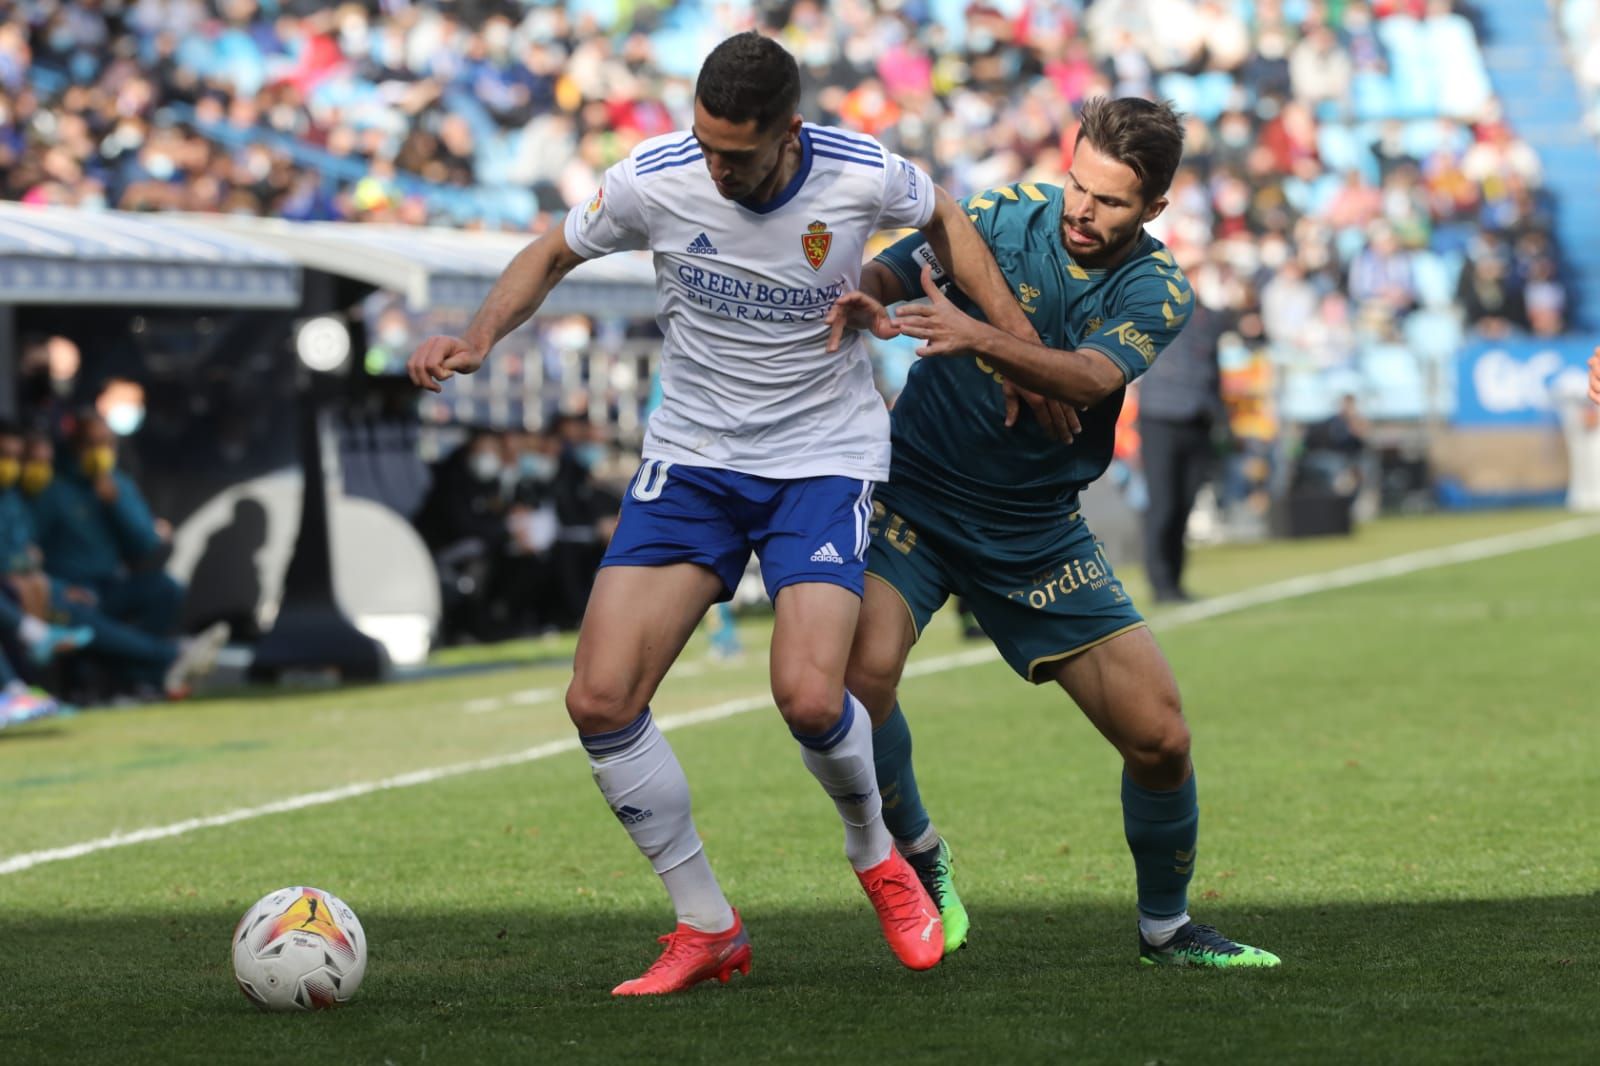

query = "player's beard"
[720,138,798,201]
[1063,217,1141,268]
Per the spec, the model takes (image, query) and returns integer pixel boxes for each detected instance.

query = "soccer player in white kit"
[409,32,1034,994]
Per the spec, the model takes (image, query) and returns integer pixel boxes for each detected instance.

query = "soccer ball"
[232,886,367,1011]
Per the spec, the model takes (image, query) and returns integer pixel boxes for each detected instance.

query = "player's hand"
[893,265,987,357]
[408,335,488,393]
[825,290,900,353]
[1002,380,1081,443]
[1588,346,1599,405]
[92,473,119,503]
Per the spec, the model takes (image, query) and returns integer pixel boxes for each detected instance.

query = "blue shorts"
[601,461,876,601]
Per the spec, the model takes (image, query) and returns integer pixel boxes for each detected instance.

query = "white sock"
[17,614,48,646]
[659,851,734,934]
[1139,911,1191,946]
[795,692,894,872]
[584,709,734,933]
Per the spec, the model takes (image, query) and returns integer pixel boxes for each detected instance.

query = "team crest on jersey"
[802,220,832,271]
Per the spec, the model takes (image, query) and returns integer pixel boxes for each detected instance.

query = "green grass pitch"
[1,509,1595,1064]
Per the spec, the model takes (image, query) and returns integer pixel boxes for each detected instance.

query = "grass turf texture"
[1,510,1595,1064]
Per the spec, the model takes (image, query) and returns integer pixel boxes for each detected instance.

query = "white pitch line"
[463,687,558,714]
[4,516,1597,877]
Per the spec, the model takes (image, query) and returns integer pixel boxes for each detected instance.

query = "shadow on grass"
[0,723,70,743]
[0,897,1593,1065]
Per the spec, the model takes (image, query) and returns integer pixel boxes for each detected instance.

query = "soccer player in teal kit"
[826,97,1279,967]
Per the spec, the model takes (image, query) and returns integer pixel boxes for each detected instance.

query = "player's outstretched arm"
[824,262,908,353]
[407,228,587,393]
[895,265,1125,409]
[919,186,1037,345]
[1589,346,1599,405]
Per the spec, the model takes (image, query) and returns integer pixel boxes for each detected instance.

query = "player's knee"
[775,683,844,738]
[1125,699,1191,780]
[565,676,640,735]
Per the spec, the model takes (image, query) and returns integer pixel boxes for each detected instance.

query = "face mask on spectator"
[572,443,606,471]
[80,446,115,479]
[468,450,502,482]
[0,457,18,490]
[20,461,52,496]
[519,453,558,483]
[105,404,145,436]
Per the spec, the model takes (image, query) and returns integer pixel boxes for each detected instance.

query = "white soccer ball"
[232,886,367,1011]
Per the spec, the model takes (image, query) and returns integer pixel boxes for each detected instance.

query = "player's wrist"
[461,327,496,359]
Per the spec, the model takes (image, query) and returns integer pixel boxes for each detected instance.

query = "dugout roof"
[175,215,658,316]
[0,203,301,309]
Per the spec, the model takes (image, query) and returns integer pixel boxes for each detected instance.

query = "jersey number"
[869,501,918,555]
[631,460,672,502]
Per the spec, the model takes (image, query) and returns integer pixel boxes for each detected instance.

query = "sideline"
[4,516,1597,877]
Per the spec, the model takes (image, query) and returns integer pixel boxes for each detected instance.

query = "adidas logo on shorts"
[810,542,845,564]
[686,232,718,255]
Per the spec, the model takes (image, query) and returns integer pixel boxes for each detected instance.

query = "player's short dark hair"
[1075,97,1186,202]
[694,31,800,133]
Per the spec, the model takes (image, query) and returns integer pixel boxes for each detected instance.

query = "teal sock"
[871,704,932,848]
[1121,769,1198,921]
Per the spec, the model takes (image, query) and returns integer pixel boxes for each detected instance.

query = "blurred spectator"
[1347,225,1417,315]
[27,413,181,634]
[8,425,223,699]
[414,429,513,642]
[499,429,564,634]
[1457,245,1527,336]
[1296,392,1371,498]
[1137,299,1230,604]
[0,421,93,670]
[1523,257,1567,337]
[545,412,621,628]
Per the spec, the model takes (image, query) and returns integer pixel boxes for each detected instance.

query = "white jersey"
[563,123,935,481]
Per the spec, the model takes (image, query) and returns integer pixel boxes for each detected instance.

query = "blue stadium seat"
[1351,70,1398,122]
[1359,344,1427,419]
[1402,308,1464,364]
[1410,251,1461,309]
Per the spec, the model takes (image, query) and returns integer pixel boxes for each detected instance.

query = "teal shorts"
[866,496,1145,682]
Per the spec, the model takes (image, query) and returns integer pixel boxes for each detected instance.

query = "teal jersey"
[0,488,35,573]
[875,182,1192,534]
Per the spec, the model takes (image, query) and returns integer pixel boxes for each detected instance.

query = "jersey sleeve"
[1078,260,1194,384]
[874,152,936,232]
[563,158,650,259]
[873,192,999,300]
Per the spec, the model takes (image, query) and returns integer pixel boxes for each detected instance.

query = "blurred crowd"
[1,1,1570,414]
[413,413,621,644]
[0,378,228,725]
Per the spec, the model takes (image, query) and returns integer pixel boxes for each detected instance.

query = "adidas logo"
[614,804,654,825]
[810,542,845,564]
[686,232,718,255]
